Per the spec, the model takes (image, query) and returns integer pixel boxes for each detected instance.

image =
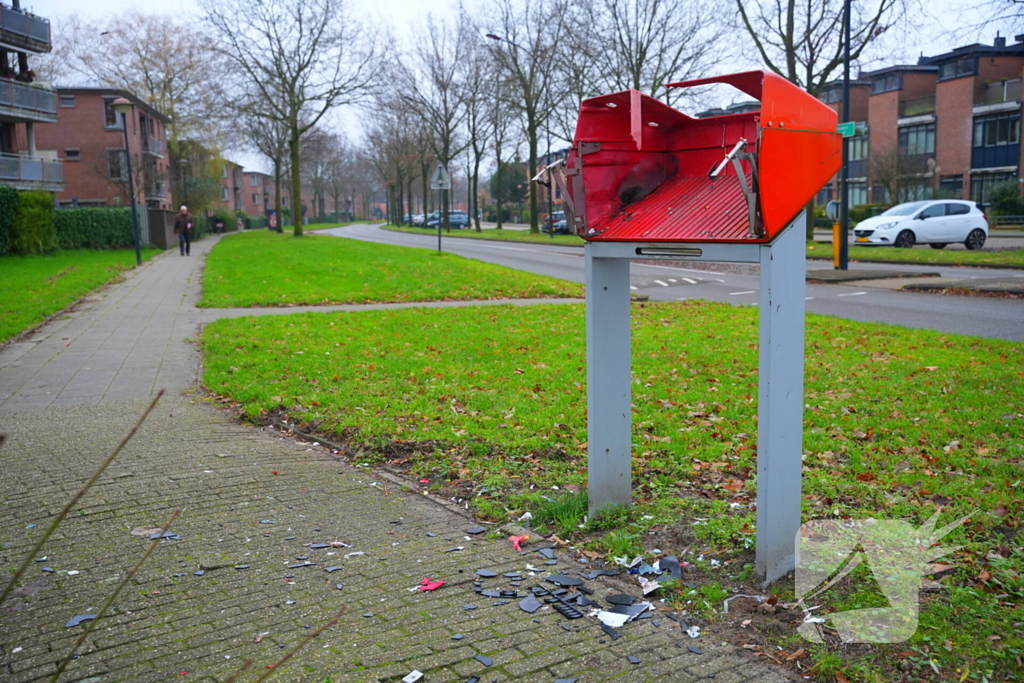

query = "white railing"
[0,153,62,184]
[0,78,57,115]
[142,134,164,156]
[0,7,50,45]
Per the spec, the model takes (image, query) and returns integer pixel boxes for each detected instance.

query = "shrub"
[245,215,267,230]
[0,185,18,255]
[53,208,133,250]
[986,180,1024,216]
[11,190,56,254]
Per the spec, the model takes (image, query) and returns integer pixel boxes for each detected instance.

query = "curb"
[807,256,1024,271]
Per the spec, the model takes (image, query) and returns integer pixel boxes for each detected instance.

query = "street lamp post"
[178,157,189,206]
[111,97,141,267]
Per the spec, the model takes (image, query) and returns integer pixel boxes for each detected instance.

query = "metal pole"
[437,187,442,253]
[121,112,141,267]
[755,217,807,585]
[839,0,851,270]
[585,244,632,516]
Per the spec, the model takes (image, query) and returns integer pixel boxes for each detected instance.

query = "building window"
[221,186,229,201]
[971,172,1017,208]
[250,174,259,187]
[251,193,258,204]
[939,175,963,198]
[222,164,228,178]
[64,148,81,161]
[847,181,868,207]
[973,112,1021,148]
[898,123,936,156]
[59,95,76,108]
[938,57,977,82]
[107,149,127,180]
[871,74,901,94]
[822,89,842,104]
[102,98,122,129]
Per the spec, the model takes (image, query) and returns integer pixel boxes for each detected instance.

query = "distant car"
[426,211,470,229]
[543,210,566,230]
[411,213,426,227]
[852,200,989,250]
[542,218,571,235]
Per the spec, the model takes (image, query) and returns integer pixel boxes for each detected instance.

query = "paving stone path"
[0,233,793,682]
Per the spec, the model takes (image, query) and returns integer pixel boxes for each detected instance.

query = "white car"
[852,200,989,250]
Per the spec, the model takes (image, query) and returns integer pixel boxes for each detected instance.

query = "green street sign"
[837,121,857,138]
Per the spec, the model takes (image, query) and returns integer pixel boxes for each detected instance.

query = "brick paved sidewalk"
[0,233,794,682]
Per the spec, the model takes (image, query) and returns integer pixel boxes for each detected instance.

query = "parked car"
[543,210,566,231]
[852,200,989,250]
[411,213,426,227]
[543,218,572,235]
[426,211,470,229]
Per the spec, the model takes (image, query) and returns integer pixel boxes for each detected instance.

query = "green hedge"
[245,215,267,230]
[11,190,56,254]
[53,208,133,250]
[0,185,17,255]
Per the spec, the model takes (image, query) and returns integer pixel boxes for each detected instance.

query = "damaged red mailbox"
[556,70,841,242]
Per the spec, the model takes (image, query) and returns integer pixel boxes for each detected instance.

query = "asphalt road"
[319,224,1024,342]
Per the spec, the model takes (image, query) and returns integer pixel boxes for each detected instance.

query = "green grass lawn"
[385,224,585,246]
[0,248,159,343]
[807,241,1024,267]
[200,229,582,307]
[202,300,1023,681]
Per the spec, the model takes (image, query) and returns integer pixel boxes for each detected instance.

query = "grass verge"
[0,248,159,343]
[807,241,1024,268]
[202,300,1023,682]
[199,229,582,307]
[385,224,584,246]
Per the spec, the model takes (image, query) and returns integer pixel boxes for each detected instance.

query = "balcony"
[0,6,51,54]
[0,78,57,123]
[0,152,63,191]
[146,182,165,200]
[141,134,164,157]
[979,78,1022,106]
[900,95,936,117]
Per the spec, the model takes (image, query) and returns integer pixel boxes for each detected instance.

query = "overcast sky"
[28,0,1003,173]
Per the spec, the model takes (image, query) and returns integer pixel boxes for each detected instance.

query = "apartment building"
[242,171,272,216]
[818,34,1024,208]
[32,88,170,208]
[0,2,62,193]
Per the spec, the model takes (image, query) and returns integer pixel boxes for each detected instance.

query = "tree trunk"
[527,115,539,233]
[289,124,303,237]
[274,158,283,234]
[472,158,481,232]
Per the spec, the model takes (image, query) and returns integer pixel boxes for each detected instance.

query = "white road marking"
[636,262,726,276]
[683,277,697,284]
[805,297,814,300]
[729,290,756,296]
[629,286,638,291]
[668,278,678,283]
[837,291,867,297]
[654,280,670,287]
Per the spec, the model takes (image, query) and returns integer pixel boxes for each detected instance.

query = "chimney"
[994,33,1007,48]
[1016,34,1024,44]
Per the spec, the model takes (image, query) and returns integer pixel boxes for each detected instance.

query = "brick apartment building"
[0,2,63,194]
[242,170,272,216]
[31,88,170,208]
[818,35,1024,208]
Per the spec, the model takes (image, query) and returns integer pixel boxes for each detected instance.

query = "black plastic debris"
[545,575,583,587]
[607,594,636,605]
[476,569,498,578]
[659,555,683,583]
[576,595,598,607]
[173,573,187,577]
[466,526,487,534]
[235,565,250,570]
[452,633,465,640]
[150,531,182,540]
[493,600,509,606]
[363,613,374,618]
[390,520,404,525]
[481,590,501,598]
[445,547,463,553]
[334,583,344,590]
[554,679,580,683]
[600,622,622,640]
[65,614,97,628]
[288,562,315,569]
[296,555,309,560]
[324,566,342,573]
[518,595,542,613]
[580,569,621,580]
[610,603,650,620]
[462,604,478,611]
[259,520,275,524]
[560,622,571,631]
[426,532,438,537]
[544,560,558,565]
[465,677,480,683]
[35,556,46,562]
[284,536,297,540]
[475,655,492,667]
[537,548,555,559]
[653,620,660,627]
[309,543,329,549]
[627,655,641,664]
[577,585,594,595]
[553,603,583,619]
[42,568,55,573]
[688,645,703,654]
[194,570,205,576]
[504,572,522,579]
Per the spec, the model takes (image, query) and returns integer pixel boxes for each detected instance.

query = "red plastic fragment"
[509,535,528,552]
[419,577,446,591]
[272,471,279,475]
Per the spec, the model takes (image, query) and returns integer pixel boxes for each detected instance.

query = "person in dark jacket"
[173,205,194,255]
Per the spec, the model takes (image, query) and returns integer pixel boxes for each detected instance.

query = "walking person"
[174,205,194,256]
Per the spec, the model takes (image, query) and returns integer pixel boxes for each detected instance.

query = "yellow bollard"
[832,221,841,269]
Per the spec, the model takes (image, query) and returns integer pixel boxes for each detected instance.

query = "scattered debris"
[445,547,464,553]
[658,556,683,582]
[343,551,365,559]
[401,671,424,683]
[686,625,701,639]
[234,565,250,570]
[607,594,635,606]
[324,567,342,573]
[580,569,620,580]
[476,569,498,578]
[466,526,487,535]
[334,583,343,590]
[554,679,579,683]
[722,594,767,614]
[509,535,528,552]
[518,512,533,522]
[627,656,641,664]
[545,575,583,587]
[537,548,555,559]
[65,614,97,628]
[475,655,492,667]
[425,532,438,537]
[600,622,622,640]
[518,595,542,613]
[452,634,465,640]
[462,604,478,611]
[288,562,315,569]
[688,645,703,654]
[418,578,446,591]
[363,613,374,618]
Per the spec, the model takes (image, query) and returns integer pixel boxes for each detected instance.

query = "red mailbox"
[558,70,841,243]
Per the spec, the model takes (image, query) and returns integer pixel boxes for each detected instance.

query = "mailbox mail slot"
[557,70,842,243]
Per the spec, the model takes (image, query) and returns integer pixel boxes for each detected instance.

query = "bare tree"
[238,102,290,231]
[735,0,912,96]
[459,21,494,232]
[869,145,931,204]
[488,75,520,229]
[202,0,377,236]
[482,0,567,233]
[365,109,419,225]
[60,12,229,149]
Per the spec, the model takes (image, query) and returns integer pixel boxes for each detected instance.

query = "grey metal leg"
[585,245,632,516]
[755,216,807,585]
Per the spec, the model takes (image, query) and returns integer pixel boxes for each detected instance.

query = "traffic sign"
[837,121,857,138]
[430,164,451,190]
